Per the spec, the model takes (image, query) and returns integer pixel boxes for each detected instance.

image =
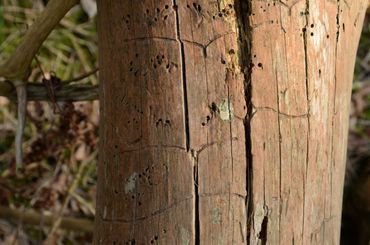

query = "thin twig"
[64,68,99,83]
[34,56,46,80]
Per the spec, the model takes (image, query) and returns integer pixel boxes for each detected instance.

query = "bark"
[95,0,368,244]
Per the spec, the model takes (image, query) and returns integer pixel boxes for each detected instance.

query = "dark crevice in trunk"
[172,1,197,243]
[173,0,190,152]
[257,214,268,245]
[302,0,310,240]
[235,0,253,244]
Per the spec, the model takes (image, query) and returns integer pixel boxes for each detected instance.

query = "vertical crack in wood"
[335,2,341,43]
[173,0,190,151]
[274,67,282,242]
[227,71,235,187]
[235,0,253,244]
[332,0,341,172]
[258,214,268,245]
[192,152,200,245]
[302,0,310,240]
[326,0,342,241]
[172,1,198,243]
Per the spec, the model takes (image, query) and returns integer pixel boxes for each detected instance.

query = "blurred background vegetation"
[0,0,98,244]
[0,1,369,244]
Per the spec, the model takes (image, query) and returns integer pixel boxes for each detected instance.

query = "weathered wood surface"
[95,0,368,244]
[95,0,246,244]
[248,0,368,244]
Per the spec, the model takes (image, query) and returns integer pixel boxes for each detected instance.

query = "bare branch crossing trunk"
[95,0,368,244]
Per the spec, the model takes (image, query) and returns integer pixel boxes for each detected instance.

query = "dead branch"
[0,0,79,170]
[0,81,98,102]
[0,206,93,232]
[0,0,79,79]
[64,68,99,83]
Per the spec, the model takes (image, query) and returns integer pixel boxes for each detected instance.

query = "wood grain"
[95,0,246,244]
[248,0,368,244]
[95,0,367,244]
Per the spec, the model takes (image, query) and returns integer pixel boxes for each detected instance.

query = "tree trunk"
[247,1,367,244]
[94,0,368,244]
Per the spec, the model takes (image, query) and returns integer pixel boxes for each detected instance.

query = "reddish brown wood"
[95,0,246,244]
[248,0,368,244]
[95,0,368,244]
